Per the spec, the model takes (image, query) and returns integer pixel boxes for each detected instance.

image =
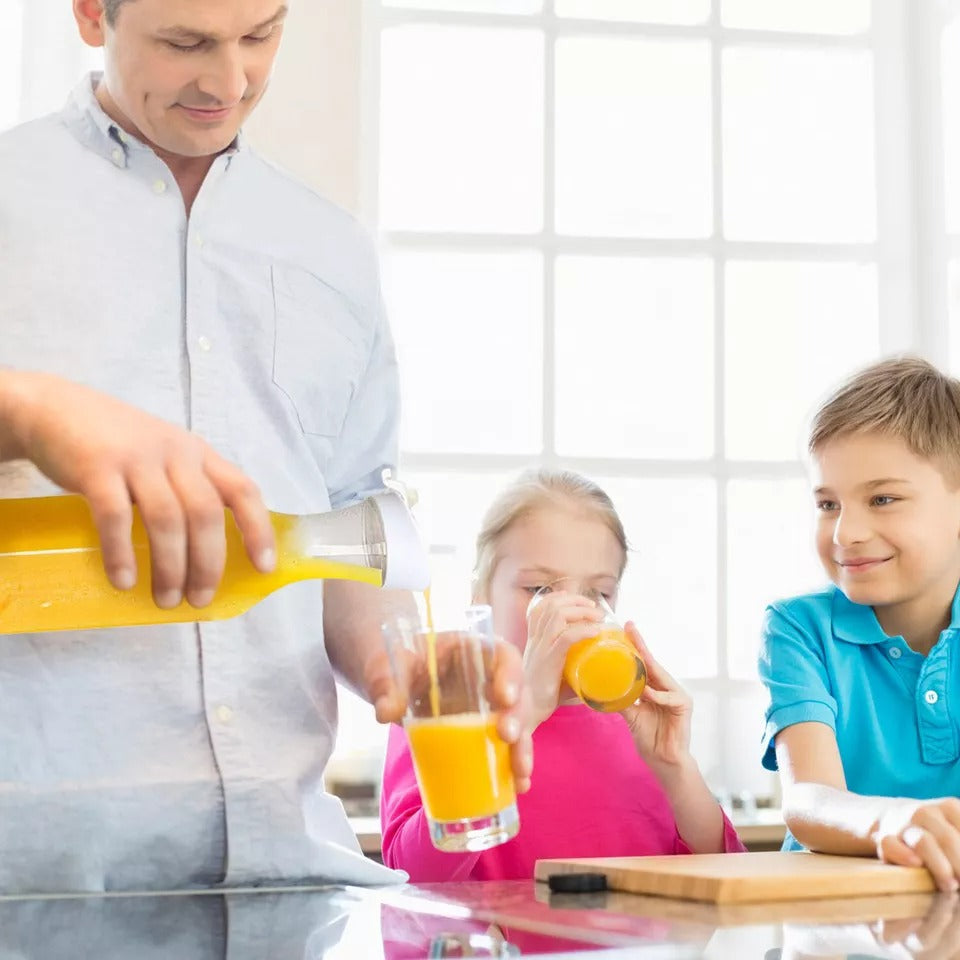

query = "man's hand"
[365,636,535,794]
[0,370,275,608]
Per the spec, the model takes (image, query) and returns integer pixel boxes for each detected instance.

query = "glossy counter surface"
[0,877,953,958]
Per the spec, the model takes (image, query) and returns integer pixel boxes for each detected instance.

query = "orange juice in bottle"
[0,491,428,634]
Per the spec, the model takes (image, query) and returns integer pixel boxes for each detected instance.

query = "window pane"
[725,261,879,461]
[0,1,23,131]
[380,26,544,232]
[726,687,781,798]
[727,478,826,681]
[383,0,541,10]
[943,18,960,234]
[599,477,718,678]
[723,47,876,242]
[555,257,714,458]
[951,260,960,375]
[556,0,709,25]
[401,469,516,624]
[555,38,712,237]
[382,249,543,454]
[686,691,723,792]
[722,0,870,34]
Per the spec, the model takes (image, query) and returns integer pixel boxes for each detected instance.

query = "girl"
[380,469,744,881]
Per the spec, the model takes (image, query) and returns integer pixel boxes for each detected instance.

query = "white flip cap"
[371,491,431,591]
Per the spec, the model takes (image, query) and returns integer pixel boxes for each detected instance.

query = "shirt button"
[195,234,204,248]
[216,705,233,723]
[925,690,939,705]
[197,335,212,352]
[111,147,124,166]
[888,646,902,659]
[152,179,167,195]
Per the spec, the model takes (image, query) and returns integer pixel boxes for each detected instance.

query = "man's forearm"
[323,579,417,700]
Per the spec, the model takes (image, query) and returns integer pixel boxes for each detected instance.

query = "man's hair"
[809,356,960,482]
[103,0,133,26]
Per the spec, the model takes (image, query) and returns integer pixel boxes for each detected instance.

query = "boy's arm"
[777,721,960,892]
[776,721,884,855]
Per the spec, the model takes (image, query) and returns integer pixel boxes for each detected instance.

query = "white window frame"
[358,0,943,795]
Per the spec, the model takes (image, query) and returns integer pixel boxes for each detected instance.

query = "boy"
[760,357,960,893]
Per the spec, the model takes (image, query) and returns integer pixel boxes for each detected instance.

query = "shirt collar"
[832,581,960,645]
[61,71,244,166]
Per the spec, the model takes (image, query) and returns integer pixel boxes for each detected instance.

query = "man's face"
[77,0,288,158]
[811,431,960,612]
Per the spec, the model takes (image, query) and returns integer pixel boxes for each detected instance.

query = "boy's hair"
[809,356,960,482]
[103,0,134,26]
[472,469,628,595]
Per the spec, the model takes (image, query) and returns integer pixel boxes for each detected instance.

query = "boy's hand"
[874,797,960,892]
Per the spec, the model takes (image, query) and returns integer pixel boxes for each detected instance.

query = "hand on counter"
[873,799,960,894]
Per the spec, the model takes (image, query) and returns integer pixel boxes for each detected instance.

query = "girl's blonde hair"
[809,356,960,483]
[472,469,628,595]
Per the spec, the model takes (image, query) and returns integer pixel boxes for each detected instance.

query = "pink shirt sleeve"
[673,810,748,854]
[380,724,482,881]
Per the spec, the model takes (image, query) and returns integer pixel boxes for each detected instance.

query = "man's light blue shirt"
[0,75,402,892]
[759,583,960,851]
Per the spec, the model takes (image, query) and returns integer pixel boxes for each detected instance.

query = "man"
[0,0,531,892]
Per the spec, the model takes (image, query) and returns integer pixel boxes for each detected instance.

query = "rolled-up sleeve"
[758,602,837,771]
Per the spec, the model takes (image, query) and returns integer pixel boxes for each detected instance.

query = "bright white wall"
[245,0,363,213]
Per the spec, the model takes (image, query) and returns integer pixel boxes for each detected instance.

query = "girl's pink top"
[380,703,746,881]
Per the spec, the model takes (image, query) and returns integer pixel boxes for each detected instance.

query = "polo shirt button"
[925,690,939,705]
[888,646,902,659]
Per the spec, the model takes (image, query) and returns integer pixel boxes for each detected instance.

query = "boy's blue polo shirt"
[759,584,960,851]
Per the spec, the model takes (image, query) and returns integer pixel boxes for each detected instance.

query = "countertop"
[0,872,952,958]
[349,808,789,858]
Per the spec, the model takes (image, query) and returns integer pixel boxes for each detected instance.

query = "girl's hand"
[620,623,693,769]
[873,798,960,893]
[524,590,604,731]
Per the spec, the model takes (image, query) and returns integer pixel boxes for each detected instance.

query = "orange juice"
[406,713,515,822]
[563,627,646,712]
[0,495,382,634]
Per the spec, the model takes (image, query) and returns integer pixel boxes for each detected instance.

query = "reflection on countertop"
[0,874,955,959]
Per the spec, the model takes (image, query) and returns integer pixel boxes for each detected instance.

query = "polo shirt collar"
[832,581,960,645]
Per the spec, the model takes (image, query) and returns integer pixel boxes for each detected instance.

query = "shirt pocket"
[271,263,367,438]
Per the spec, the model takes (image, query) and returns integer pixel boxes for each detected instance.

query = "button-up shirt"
[0,74,401,892]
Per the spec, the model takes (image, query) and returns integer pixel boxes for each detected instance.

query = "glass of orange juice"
[528,579,646,713]
[383,602,520,852]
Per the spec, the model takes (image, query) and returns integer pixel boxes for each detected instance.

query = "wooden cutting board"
[534,852,936,904]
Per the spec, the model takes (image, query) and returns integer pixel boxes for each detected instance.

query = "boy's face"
[74,0,287,159]
[811,431,960,611]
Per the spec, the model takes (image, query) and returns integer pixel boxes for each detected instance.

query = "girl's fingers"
[626,622,680,692]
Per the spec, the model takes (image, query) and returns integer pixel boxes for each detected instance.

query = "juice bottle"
[0,491,428,634]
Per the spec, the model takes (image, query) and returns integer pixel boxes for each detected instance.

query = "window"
[358,0,926,799]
